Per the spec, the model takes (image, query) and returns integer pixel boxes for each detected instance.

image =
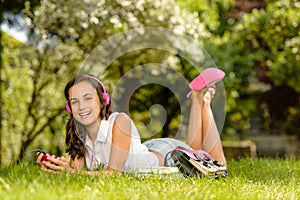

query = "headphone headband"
[84,75,107,95]
[65,75,110,114]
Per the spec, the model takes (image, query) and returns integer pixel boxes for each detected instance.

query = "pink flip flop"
[187,68,225,98]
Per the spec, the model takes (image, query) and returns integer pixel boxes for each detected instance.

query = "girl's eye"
[85,97,93,101]
[70,100,78,105]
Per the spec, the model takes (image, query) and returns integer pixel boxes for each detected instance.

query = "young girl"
[37,68,227,174]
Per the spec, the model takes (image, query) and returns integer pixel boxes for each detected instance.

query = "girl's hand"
[36,153,74,174]
[56,156,75,174]
[36,152,54,172]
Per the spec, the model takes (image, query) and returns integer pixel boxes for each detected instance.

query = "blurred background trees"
[1,0,299,164]
[178,0,300,138]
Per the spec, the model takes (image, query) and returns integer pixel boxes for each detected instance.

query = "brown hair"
[64,75,112,160]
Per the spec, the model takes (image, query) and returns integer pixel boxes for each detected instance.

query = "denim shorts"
[143,138,192,166]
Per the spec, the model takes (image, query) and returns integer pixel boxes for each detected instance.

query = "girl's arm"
[38,113,131,175]
[38,113,131,174]
[107,113,131,172]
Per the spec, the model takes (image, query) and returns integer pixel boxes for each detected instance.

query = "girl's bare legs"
[186,89,226,165]
[186,89,205,148]
[202,89,226,165]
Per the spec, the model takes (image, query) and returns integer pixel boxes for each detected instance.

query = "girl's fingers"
[48,156,67,167]
[42,156,71,172]
[41,165,60,174]
[36,153,48,166]
[37,154,72,174]
[42,160,63,171]
[57,156,74,174]
[58,156,68,162]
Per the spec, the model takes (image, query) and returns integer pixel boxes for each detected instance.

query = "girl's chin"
[78,120,98,127]
[75,115,100,126]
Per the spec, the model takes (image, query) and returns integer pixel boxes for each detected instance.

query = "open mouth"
[79,111,91,117]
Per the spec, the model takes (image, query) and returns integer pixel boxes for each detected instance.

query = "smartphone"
[36,149,49,162]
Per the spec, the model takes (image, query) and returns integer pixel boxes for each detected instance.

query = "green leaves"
[2,0,300,165]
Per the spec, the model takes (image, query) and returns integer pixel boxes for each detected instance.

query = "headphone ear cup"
[66,101,72,114]
[103,93,110,106]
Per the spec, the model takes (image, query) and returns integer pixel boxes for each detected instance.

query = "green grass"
[0,158,299,200]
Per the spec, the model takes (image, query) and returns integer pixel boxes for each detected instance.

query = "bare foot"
[203,86,216,104]
[191,88,208,102]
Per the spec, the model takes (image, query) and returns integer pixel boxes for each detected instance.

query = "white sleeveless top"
[84,112,159,172]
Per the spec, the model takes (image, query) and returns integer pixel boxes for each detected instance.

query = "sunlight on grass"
[0,158,299,199]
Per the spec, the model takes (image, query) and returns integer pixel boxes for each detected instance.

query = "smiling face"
[68,81,101,127]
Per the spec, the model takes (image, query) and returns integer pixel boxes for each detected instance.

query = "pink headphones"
[65,75,110,114]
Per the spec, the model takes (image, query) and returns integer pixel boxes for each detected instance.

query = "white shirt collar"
[97,119,108,142]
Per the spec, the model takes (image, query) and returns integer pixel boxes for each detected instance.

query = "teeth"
[80,112,90,116]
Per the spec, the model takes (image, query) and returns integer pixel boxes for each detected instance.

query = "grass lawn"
[0,158,299,200]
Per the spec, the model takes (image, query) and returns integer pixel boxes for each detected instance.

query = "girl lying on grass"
[36,68,227,176]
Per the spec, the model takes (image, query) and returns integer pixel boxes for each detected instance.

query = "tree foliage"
[178,0,300,137]
[222,0,300,136]
[1,0,211,164]
[1,0,300,165]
